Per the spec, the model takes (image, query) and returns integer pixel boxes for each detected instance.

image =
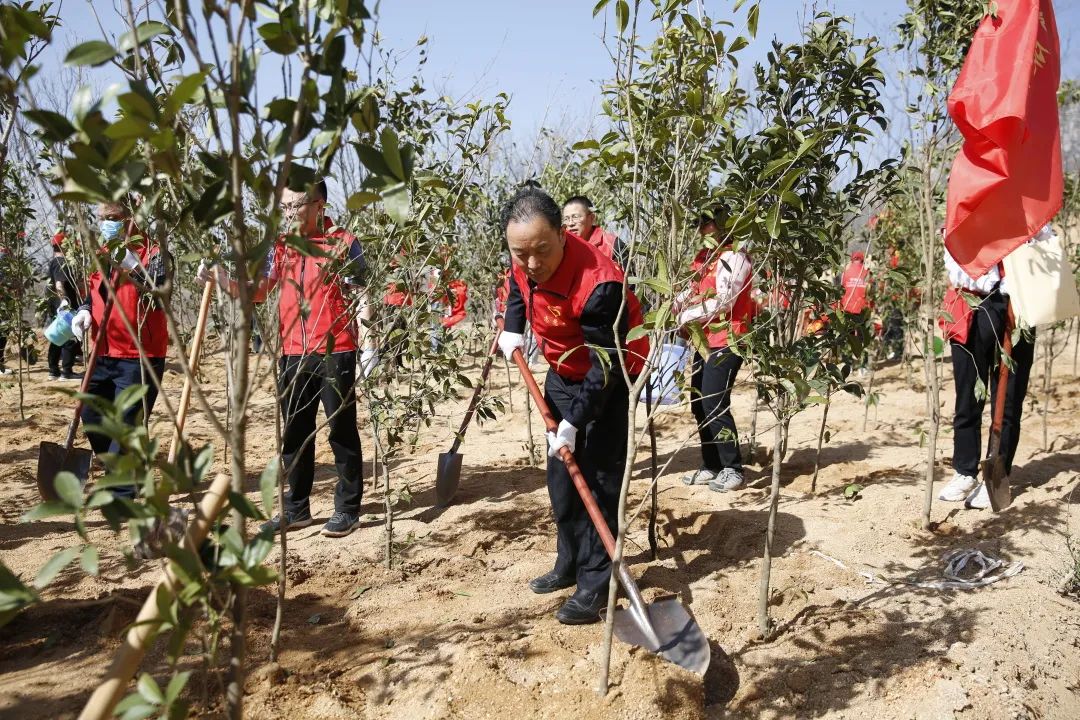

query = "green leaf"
[766,203,782,239]
[592,0,611,16]
[115,383,149,412]
[747,3,760,37]
[118,21,171,53]
[21,501,74,522]
[164,71,207,118]
[80,545,99,576]
[164,671,192,704]
[615,0,629,32]
[136,672,164,704]
[228,491,266,521]
[843,483,864,500]
[379,127,406,181]
[260,461,279,518]
[54,472,84,509]
[65,41,117,67]
[34,547,81,589]
[22,109,76,142]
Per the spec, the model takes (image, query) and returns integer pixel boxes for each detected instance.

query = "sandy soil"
[1,335,1079,720]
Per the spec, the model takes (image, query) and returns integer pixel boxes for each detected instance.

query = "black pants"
[280,351,363,515]
[950,292,1034,478]
[82,356,166,499]
[48,339,77,375]
[544,370,628,596]
[690,348,744,473]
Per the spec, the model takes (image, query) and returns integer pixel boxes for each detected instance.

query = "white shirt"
[678,249,753,326]
[944,223,1054,296]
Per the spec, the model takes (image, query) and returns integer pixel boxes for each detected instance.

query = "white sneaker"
[708,468,745,493]
[939,472,978,502]
[964,482,990,510]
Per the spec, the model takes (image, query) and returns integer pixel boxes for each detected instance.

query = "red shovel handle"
[511,348,618,559]
[989,303,1015,437]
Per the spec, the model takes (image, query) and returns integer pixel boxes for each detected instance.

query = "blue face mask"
[99,219,125,241]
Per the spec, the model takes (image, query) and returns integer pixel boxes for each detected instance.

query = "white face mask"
[99,219,125,241]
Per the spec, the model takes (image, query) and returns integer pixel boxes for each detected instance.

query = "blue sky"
[37,0,1080,135]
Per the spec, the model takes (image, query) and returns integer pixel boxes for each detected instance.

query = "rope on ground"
[809,548,1023,590]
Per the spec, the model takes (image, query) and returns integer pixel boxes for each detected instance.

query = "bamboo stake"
[79,472,232,720]
[167,280,215,464]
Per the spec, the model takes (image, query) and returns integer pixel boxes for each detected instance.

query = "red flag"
[944,0,1062,279]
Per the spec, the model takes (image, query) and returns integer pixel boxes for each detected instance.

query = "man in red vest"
[498,187,649,625]
[676,209,754,492]
[562,196,625,268]
[840,250,871,316]
[71,198,170,500]
[205,178,375,537]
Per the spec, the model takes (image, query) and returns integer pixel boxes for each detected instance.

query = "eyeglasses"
[563,213,588,223]
[282,199,313,212]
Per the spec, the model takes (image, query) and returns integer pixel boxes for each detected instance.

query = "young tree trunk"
[1042,326,1056,450]
[747,384,760,466]
[811,391,831,493]
[269,358,287,662]
[862,358,877,433]
[919,169,941,532]
[758,418,785,638]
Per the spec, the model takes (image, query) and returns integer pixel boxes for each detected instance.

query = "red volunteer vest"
[586,226,620,264]
[440,279,468,328]
[510,232,648,381]
[690,248,754,350]
[273,222,359,356]
[89,241,169,359]
[840,260,871,314]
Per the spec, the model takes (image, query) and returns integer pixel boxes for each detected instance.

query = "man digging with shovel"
[69,199,171,507]
[497,187,649,624]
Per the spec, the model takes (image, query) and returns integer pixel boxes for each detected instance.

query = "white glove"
[196,259,214,285]
[58,298,69,310]
[497,330,525,360]
[120,249,142,272]
[71,308,92,341]
[359,349,378,378]
[546,419,577,458]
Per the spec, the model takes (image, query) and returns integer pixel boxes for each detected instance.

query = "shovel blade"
[981,455,1012,511]
[435,451,464,507]
[612,595,711,675]
[36,441,92,502]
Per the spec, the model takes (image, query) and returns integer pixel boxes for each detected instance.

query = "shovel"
[981,304,1015,511]
[435,321,502,506]
[167,278,214,464]
[511,349,710,675]
[36,297,115,501]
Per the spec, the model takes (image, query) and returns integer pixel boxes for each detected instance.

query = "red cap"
[851,250,865,261]
[51,231,66,249]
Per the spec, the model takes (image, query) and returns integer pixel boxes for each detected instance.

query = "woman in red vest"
[497,187,649,625]
[70,198,170,501]
[676,210,754,493]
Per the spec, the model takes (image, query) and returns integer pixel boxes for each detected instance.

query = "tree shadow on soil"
[631,509,806,607]
[717,603,979,718]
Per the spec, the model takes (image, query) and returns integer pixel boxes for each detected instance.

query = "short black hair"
[500,186,561,236]
[311,178,328,202]
[562,195,593,211]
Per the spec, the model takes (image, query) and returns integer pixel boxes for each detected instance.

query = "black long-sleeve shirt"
[505,275,631,429]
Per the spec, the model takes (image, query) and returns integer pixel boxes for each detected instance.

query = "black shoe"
[529,570,576,594]
[60,372,81,381]
[320,511,360,537]
[555,591,605,625]
[260,508,313,534]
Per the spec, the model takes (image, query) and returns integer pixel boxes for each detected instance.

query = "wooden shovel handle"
[448,318,504,454]
[78,472,233,720]
[63,297,115,451]
[511,349,618,559]
[167,279,215,463]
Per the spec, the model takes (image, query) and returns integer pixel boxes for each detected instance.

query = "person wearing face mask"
[561,196,626,269]
[69,199,170,500]
[201,178,375,538]
[499,186,649,625]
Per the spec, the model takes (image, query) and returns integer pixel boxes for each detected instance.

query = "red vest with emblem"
[89,241,169,359]
[691,248,754,350]
[586,226,620,265]
[273,221,359,356]
[840,260,871,314]
[510,233,648,381]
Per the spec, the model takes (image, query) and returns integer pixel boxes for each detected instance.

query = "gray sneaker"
[682,467,718,486]
[321,511,361,537]
[260,508,313,534]
[708,468,745,493]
